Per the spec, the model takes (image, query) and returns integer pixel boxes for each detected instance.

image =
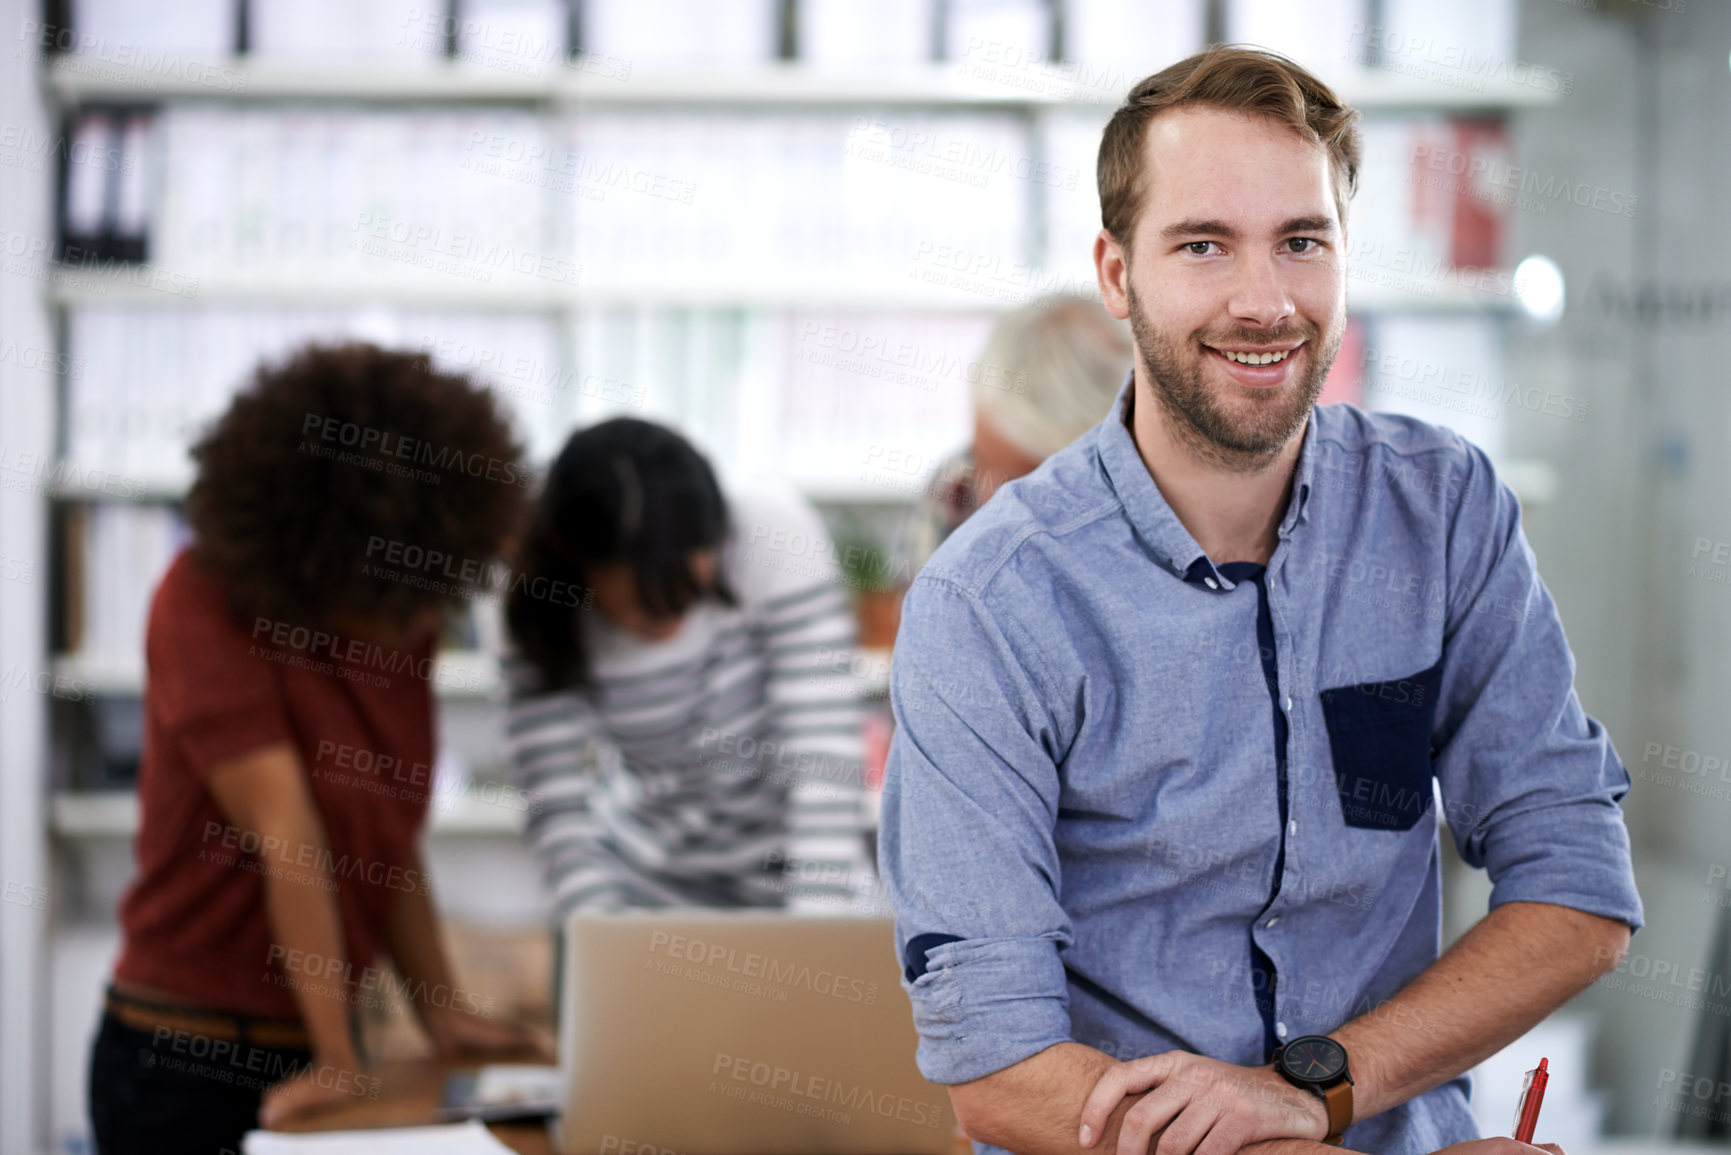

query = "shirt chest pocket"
[1319,658,1444,832]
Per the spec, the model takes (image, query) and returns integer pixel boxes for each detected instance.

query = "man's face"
[1098,106,1347,464]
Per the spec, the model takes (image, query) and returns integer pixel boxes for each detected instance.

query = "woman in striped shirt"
[504,418,874,917]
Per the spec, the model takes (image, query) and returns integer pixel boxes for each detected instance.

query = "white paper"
[472,1063,564,1105]
[244,1119,516,1154]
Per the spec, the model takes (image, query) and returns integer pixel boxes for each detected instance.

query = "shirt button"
[1288,819,1297,836]
[1266,916,1280,928]
[1276,1021,1289,1039]
[1203,576,1219,590]
[1283,696,1293,712]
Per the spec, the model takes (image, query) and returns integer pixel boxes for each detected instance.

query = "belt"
[105,986,311,1051]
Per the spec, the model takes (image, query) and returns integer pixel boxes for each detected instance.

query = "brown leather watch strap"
[1321,1079,1353,1145]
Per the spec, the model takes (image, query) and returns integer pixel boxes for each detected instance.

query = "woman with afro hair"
[88,343,549,1155]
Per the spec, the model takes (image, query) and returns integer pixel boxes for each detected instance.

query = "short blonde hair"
[971,294,1133,460]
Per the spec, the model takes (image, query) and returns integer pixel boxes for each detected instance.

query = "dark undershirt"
[1216,560,1290,1062]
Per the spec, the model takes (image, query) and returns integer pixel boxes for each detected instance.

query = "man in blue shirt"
[878,46,1641,1155]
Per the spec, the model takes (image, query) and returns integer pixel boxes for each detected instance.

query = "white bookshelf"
[50,789,526,838]
[46,58,1563,113]
[50,650,505,700]
[24,16,1567,1153]
[46,269,1538,315]
[44,270,1032,311]
[50,469,930,506]
[50,642,892,699]
[47,458,1561,510]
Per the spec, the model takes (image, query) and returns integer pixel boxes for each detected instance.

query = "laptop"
[556,911,958,1155]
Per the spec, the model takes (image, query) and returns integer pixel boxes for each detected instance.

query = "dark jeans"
[88,1009,312,1155]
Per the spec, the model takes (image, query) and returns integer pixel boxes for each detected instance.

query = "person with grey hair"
[898,294,1133,576]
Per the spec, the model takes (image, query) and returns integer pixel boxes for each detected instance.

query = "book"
[69,0,236,56]
[580,0,779,66]
[798,0,931,66]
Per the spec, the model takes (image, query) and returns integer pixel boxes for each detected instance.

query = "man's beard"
[1126,279,1342,471]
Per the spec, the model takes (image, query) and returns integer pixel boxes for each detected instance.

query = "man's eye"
[1289,238,1317,252]
[1186,242,1214,255]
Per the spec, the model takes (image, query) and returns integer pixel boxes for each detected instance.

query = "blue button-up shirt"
[878,377,1643,1155]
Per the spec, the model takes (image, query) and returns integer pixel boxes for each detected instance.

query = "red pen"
[1512,1057,1549,1144]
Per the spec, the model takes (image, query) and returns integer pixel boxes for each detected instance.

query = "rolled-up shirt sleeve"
[1432,439,1644,933]
[877,573,1077,1085]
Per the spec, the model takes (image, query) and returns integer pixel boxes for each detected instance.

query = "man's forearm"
[952,1043,1348,1155]
[1334,900,1630,1119]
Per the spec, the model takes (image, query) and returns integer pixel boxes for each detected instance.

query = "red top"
[114,550,435,1019]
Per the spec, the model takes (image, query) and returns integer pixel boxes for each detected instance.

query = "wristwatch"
[1274,1035,1354,1145]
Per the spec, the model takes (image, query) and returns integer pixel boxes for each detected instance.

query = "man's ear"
[1095,228,1130,320]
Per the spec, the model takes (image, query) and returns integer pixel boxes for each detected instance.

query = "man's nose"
[1227,253,1297,330]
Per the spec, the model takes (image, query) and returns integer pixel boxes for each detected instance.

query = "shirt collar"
[1096,372,1317,592]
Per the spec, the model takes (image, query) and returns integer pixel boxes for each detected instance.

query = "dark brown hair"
[187,341,527,627]
[507,418,736,694]
[1098,46,1363,249]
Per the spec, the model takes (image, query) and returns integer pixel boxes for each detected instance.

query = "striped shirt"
[505,486,875,918]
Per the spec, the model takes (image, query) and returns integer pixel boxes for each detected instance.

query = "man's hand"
[1078,1052,1329,1155]
[1432,1143,1564,1155]
[424,1005,555,1063]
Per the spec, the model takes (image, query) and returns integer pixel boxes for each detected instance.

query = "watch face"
[1280,1036,1347,1083]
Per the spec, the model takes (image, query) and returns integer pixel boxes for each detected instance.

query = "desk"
[274,1061,975,1155]
[270,1061,553,1155]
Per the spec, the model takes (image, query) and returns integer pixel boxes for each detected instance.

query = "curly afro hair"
[186,341,528,628]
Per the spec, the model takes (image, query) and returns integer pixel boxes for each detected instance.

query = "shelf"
[46,268,1531,314]
[52,651,502,699]
[50,789,525,838]
[46,58,1560,113]
[50,466,928,508]
[43,270,573,309]
[1347,278,1530,315]
[45,57,554,104]
[43,269,1040,310]
[52,469,189,500]
[1329,69,1562,113]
